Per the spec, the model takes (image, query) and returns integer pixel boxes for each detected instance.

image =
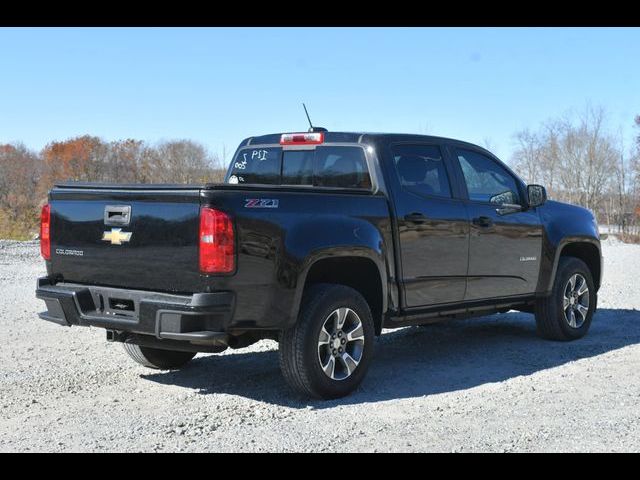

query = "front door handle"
[404,213,428,223]
[472,216,493,228]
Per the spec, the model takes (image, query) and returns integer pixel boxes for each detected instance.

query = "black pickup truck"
[36,131,602,399]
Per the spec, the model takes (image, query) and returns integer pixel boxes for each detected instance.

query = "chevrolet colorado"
[36,131,602,399]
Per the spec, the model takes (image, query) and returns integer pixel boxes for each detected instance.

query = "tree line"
[0,136,227,239]
[509,106,640,240]
[1,106,639,240]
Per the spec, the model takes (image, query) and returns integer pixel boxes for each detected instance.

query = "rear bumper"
[35,277,234,346]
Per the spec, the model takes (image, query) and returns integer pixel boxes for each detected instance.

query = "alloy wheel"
[317,307,365,381]
[563,273,590,328]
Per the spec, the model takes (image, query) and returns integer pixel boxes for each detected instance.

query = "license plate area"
[108,297,135,312]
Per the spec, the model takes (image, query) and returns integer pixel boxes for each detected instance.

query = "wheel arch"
[291,251,387,335]
[548,238,602,292]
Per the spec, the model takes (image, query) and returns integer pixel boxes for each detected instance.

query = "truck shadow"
[141,308,640,408]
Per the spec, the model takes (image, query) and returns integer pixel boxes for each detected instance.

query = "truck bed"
[46,181,393,330]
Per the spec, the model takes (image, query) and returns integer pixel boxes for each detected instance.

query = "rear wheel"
[279,284,375,399]
[535,256,596,341]
[123,343,196,370]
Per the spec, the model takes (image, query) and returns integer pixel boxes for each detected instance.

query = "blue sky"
[1,27,638,164]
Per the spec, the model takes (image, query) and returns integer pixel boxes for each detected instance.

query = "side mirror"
[527,184,547,208]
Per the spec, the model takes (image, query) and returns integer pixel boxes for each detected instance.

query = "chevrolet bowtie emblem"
[102,228,132,245]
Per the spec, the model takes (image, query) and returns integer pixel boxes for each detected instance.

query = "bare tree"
[151,140,215,184]
[537,120,565,195]
[104,139,146,183]
[510,106,619,218]
[630,117,640,233]
[510,128,540,184]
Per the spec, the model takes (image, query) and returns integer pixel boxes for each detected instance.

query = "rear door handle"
[472,216,493,228]
[404,213,428,223]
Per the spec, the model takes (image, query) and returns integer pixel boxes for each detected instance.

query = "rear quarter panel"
[202,188,394,330]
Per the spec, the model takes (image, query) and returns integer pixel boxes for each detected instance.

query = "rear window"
[227,145,371,189]
[227,147,282,185]
[282,150,314,185]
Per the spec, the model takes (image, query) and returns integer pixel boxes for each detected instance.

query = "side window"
[314,146,371,189]
[456,149,520,204]
[392,144,452,198]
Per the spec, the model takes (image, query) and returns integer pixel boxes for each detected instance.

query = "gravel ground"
[0,238,639,452]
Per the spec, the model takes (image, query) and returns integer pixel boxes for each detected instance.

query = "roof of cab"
[240,132,363,146]
[238,131,487,151]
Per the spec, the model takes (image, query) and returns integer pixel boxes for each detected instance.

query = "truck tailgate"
[49,185,203,293]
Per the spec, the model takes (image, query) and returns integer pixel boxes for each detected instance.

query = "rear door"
[388,143,469,307]
[452,147,543,300]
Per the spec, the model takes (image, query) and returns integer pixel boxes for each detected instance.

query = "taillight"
[280,132,324,145]
[199,207,235,274]
[40,204,51,260]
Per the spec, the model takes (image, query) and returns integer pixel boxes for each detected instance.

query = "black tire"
[122,343,196,370]
[535,256,596,341]
[279,284,375,399]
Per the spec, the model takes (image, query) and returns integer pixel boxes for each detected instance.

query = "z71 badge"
[244,199,279,209]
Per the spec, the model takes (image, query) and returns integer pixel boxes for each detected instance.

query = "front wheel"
[535,256,596,341]
[123,343,196,370]
[279,284,375,399]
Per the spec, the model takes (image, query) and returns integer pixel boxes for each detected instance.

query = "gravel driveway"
[1,238,639,452]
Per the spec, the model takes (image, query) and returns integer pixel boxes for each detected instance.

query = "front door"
[453,147,543,301]
[389,144,470,308]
